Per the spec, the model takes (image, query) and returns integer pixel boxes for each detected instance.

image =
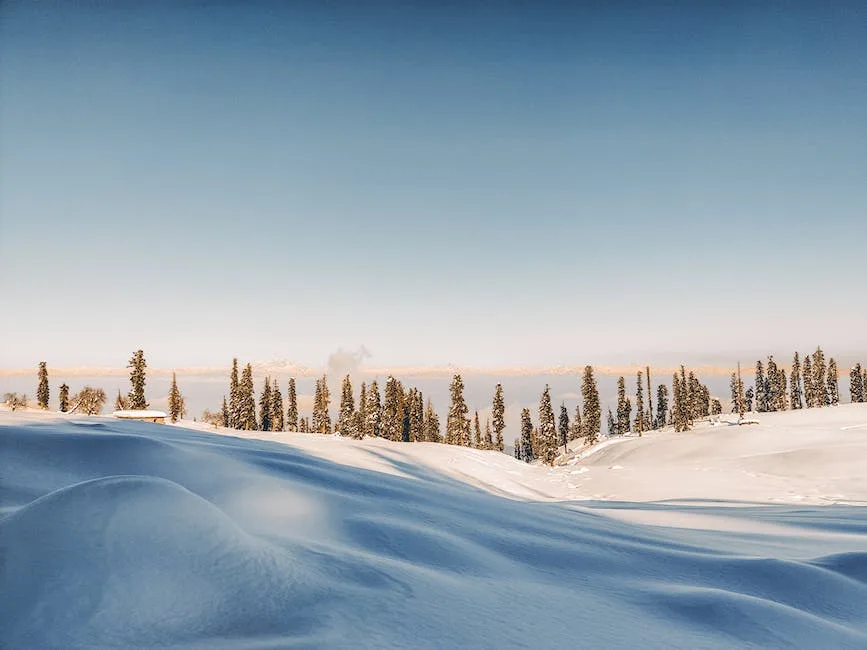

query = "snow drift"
[2,407,867,648]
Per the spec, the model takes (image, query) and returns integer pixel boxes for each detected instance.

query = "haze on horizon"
[1,2,865,370]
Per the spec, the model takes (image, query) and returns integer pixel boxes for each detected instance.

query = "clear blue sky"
[1,2,865,369]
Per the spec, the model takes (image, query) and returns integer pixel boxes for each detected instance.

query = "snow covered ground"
[2,405,867,648]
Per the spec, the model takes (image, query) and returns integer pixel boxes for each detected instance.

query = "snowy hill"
[2,405,867,648]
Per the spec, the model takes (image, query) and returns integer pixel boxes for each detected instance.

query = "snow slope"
[2,406,867,648]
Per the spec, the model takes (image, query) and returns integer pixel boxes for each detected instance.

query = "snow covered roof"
[112,410,167,419]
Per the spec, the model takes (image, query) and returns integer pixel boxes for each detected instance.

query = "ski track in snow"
[2,406,867,648]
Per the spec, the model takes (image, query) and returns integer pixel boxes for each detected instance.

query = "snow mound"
[2,411,867,648]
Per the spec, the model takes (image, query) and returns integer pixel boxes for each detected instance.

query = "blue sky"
[1,2,865,369]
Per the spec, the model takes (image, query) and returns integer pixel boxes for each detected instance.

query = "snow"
[2,404,867,648]
[112,409,168,418]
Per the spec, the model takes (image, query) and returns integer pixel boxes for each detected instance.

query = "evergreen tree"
[127,350,148,409]
[286,378,298,432]
[271,380,284,431]
[401,390,412,442]
[37,361,49,409]
[337,374,356,436]
[382,376,404,441]
[655,384,668,428]
[424,399,442,443]
[802,354,815,407]
[365,379,382,437]
[850,364,864,403]
[114,390,128,411]
[790,352,803,409]
[570,403,583,441]
[354,382,368,438]
[220,396,230,428]
[745,387,754,412]
[615,376,630,434]
[538,385,558,464]
[59,383,69,413]
[812,347,828,407]
[484,418,493,449]
[671,373,686,432]
[259,377,272,431]
[447,374,470,446]
[729,372,739,413]
[168,372,186,423]
[765,356,779,411]
[492,383,506,452]
[519,408,535,462]
[473,411,482,448]
[634,371,645,437]
[409,390,424,442]
[754,361,766,413]
[828,358,840,406]
[558,403,570,452]
[736,362,746,417]
[239,363,257,430]
[229,358,240,429]
[645,366,654,430]
[581,366,601,445]
[607,408,616,437]
[319,374,332,433]
[710,398,722,415]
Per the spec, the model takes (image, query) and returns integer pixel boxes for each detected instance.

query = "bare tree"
[70,387,107,415]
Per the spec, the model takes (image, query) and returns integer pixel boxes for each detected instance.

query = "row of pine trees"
[21,348,867,470]
[729,347,864,415]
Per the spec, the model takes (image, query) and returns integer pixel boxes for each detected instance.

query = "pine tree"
[812,347,828,407]
[382,376,404,441]
[519,408,535,462]
[484,418,493,450]
[127,350,148,409]
[355,382,368,439]
[37,361,49,409]
[401,390,412,442]
[570,403,583,441]
[319,374,332,433]
[492,383,506,451]
[424,399,442,443]
[645,366,654,430]
[754,361,766,413]
[607,408,616,436]
[59,383,69,413]
[220,396,230,428]
[736,362,746,417]
[271,379,284,431]
[365,380,382,437]
[634,371,645,437]
[286,378,298,431]
[616,376,630,434]
[558,403,570,452]
[765,356,780,412]
[581,366,601,445]
[655,384,668,428]
[802,354,814,407]
[473,411,482,448]
[410,390,424,442]
[337,374,355,436]
[827,358,840,406]
[729,372,739,413]
[239,363,257,430]
[790,352,803,409]
[537,385,558,465]
[229,358,240,429]
[672,370,686,432]
[850,364,864,403]
[710,398,722,415]
[114,390,128,411]
[168,372,186,423]
[447,374,470,446]
[745,387,754,412]
[259,377,272,431]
